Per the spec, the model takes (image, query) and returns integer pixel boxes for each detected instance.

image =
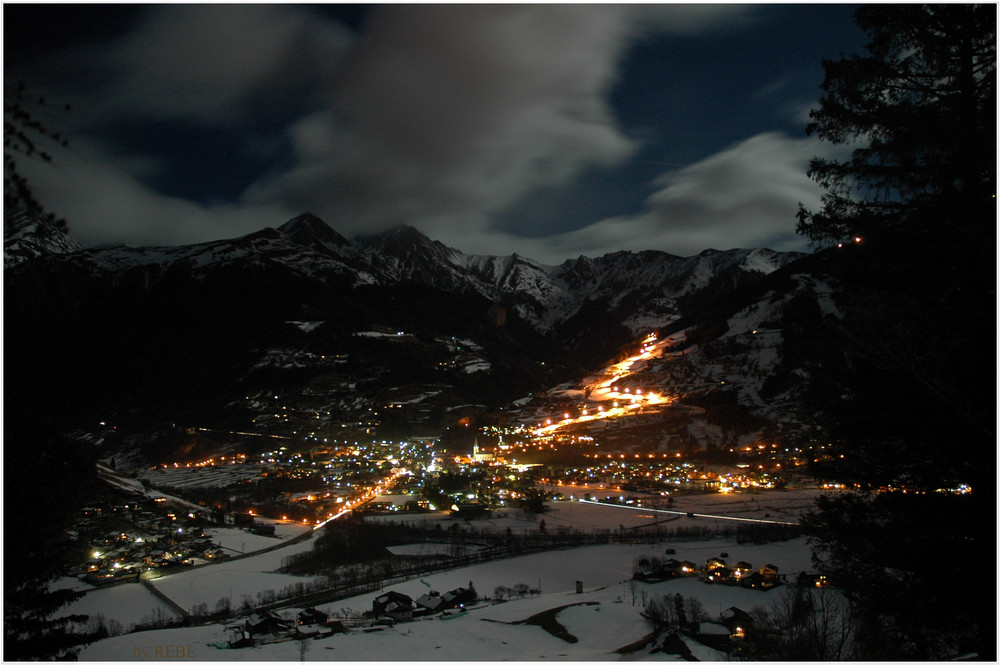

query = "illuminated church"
[472,438,494,463]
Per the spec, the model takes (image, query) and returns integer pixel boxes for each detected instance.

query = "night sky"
[4,4,866,263]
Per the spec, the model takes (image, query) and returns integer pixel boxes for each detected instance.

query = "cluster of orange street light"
[533,333,673,437]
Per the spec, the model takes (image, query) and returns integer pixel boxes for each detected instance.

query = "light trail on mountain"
[532,333,675,436]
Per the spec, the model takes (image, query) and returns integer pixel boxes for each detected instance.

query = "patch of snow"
[54,581,167,633]
[463,360,491,374]
[287,321,324,333]
[202,524,310,555]
[75,490,831,661]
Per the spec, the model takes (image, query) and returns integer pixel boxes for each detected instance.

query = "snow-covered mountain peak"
[277,213,353,254]
[4,208,83,268]
[278,212,326,233]
[352,224,448,256]
[5,212,807,347]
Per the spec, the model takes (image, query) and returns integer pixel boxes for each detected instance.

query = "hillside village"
[68,495,296,587]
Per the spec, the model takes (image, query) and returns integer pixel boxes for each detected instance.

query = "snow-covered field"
[148,532,324,613]
[56,581,168,633]
[72,490,831,660]
[78,536,814,661]
[203,522,311,554]
[53,524,316,632]
[97,465,203,511]
[369,487,825,533]
[136,465,265,490]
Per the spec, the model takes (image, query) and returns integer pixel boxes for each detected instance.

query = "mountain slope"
[5,213,808,444]
[353,223,803,335]
[508,250,849,457]
[4,208,83,268]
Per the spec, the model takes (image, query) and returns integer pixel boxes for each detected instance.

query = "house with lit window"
[720,606,754,639]
[759,563,780,584]
[705,556,727,570]
[732,561,754,579]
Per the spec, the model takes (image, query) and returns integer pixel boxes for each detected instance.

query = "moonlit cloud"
[245,5,642,235]
[243,3,761,249]
[498,132,833,263]
[66,4,353,127]
[8,3,848,262]
[20,138,292,248]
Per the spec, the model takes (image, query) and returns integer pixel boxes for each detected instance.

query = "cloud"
[72,5,354,128]
[20,137,293,248]
[244,5,758,237]
[14,2,805,264]
[752,76,792,101]
[488,132,833,263]
[626,4,755,35]
[245,5,646,234]
[28,129,829,263]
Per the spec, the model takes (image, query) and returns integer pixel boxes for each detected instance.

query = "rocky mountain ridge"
[6,211,803,334]
[5,211,828,455]
[3,209,83,268]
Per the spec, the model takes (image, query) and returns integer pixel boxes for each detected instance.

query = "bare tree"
[746,587,857,660]
[642,595,678,630]
[683,596,707,626]
[3,80,71,229]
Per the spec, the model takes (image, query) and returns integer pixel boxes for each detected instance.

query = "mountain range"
[5,210,835,462]
[5,211,800,331]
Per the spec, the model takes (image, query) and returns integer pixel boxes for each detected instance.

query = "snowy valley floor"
[71,489,832,661]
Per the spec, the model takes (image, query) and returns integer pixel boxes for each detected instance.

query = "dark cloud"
[509,132,833,262]
[18,137,287,248]
[77,5,352,127]
[12,4,850,262]
[245,5,643,233]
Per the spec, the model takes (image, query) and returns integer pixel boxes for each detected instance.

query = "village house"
[415,592,445,614]
[731,561,754,580]
[440,586,476,610]
[227,629,253,649]
[693,620,732,651]
[297,607,328,626]
[244,610,294,637]
[633,558,660,581]
[720,606,754,639]
[705,556,727,570]
[294,608,346,638]
[742,571,768,589]
[635,557,702,583]
[296,622,342,639]
[704,565,732,583]
[797,572,828,588]
[661,559,683,574]
[451,502,490,520]
[372,590,413,622]
[758,563,780,586]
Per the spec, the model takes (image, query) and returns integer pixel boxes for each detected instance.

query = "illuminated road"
[533,333,674,436]
[579,498,798,526]
[312,466,408,530]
